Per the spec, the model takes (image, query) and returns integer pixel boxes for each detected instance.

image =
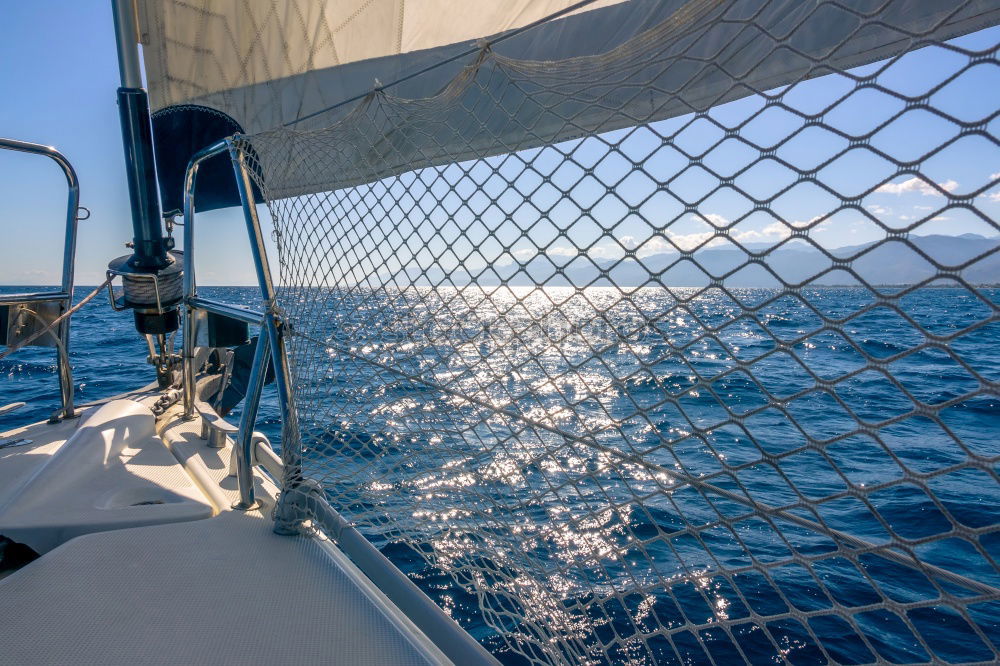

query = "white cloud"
[545,246,579,257]
[664,231,712,251]
[658,218,792,252]
[875,177,958,196]
[513,248,537,259]
[789,214,826,230]
[615,235,667,257]
[599,235,684,257]
[733,221,791,242]
[866,204,892,215]
[531,212,799,260]
[990,172,1000,180]
[641,239,676,255]
[700,212,729,228]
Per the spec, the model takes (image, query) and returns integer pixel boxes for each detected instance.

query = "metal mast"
[109,0,182,384]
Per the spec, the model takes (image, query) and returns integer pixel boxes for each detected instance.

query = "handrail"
[180,138,288,509]
[186,297,263,326]
[0,138,81,420]
[181,137,270,512]
[181,139,230,422]
[0,291,71,305]
[180,136,296,506]
[232,330,270,510]
[227,139,301,511]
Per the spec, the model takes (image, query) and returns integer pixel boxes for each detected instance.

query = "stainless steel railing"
[0,138,83,420]
[181,138,294,515]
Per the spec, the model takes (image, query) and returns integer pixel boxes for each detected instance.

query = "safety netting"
[237,1,1000,663]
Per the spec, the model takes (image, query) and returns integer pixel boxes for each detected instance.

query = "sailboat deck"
[0,510,446,665]
[0,396,449,665]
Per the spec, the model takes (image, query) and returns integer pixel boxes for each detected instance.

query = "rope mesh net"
[237,1,1000,663]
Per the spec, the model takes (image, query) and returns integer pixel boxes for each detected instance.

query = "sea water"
[1,285,997,664]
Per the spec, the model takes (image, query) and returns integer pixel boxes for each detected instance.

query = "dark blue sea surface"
[0,286,283,439]
[1,285,997,664]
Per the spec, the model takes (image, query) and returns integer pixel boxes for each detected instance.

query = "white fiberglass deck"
[0,397,449,665]
[0,400,211,553]
[0,511,446,665]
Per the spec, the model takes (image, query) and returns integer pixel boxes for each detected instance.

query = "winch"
[106,251,183,335]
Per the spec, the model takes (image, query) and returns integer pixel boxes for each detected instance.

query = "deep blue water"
[0,286,283,439]
[2,285,998,664]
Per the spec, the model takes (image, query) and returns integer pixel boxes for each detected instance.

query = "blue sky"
[318,23,998,284]
[0,1,272,286]
[0,3,996,285]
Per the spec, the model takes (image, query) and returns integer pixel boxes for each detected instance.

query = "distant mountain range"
[395,234,1000,287]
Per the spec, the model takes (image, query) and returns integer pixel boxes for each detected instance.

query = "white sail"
[137,0,635,131]
[137,0,1000,138]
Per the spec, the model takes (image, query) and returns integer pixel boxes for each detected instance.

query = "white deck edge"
[313,533,455,666]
